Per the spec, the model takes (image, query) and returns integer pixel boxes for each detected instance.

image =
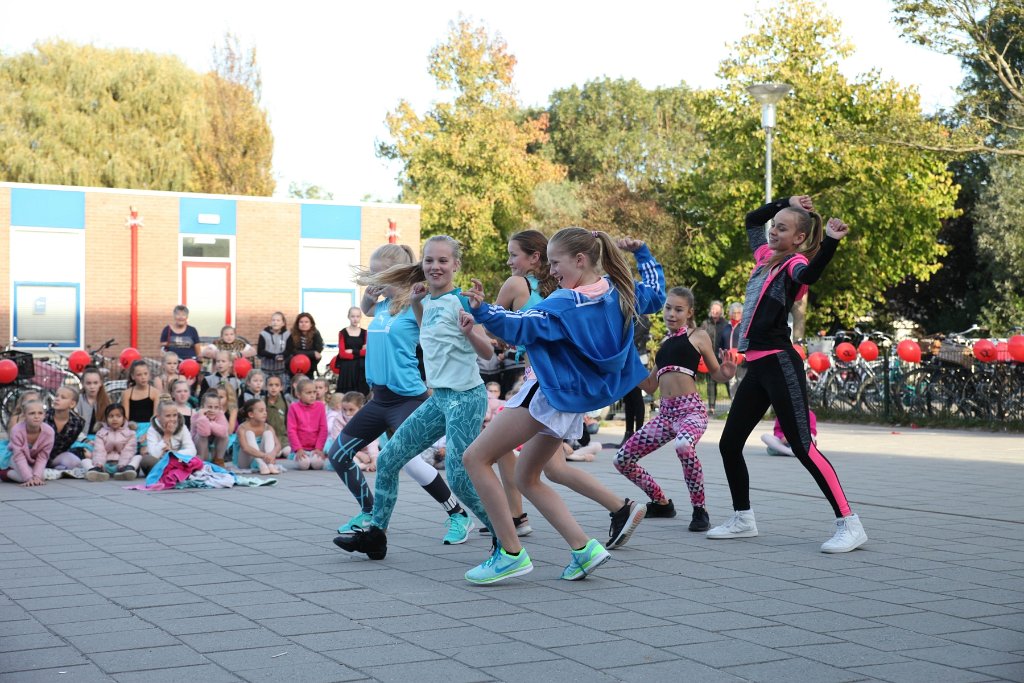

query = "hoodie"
[472,245,665,412]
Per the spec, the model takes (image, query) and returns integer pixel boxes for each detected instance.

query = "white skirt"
[505,379,584,440]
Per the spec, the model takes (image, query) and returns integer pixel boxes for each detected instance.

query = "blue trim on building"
[12,281,82,348]
[10,188,86,229]
[179,197,237,235]
[300,204,361,240]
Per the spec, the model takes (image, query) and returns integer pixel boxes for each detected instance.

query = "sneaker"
[761,433,795,456]
[43,468,61,481]
[333,526,387,560]
[821,513,868,553]
[688,506,711,532]
[337,511,373,534]
[443,512,474,545]
[514,514,533,537]
[85,467,109,482]
[113,466,137,481]
[465,546,533,585]
[706,510,758,539]
[561,539,611,580]
[607,499,646,549]
[65,467,87,479]
[645,499,676,518]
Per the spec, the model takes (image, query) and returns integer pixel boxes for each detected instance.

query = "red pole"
[387,219,398,244]
[129,207,140,349]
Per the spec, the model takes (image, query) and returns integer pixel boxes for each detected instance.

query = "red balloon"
[329,355,340,373]
[69,350,91,374]
[897,339,921,364]
[973,339,997,363]
[792,344,807,360]
[234,357,253,379]
[119,347,142,370]
[808,351,830,373]
[179,358,200,379]
[290,354,312,375]
[697,357,709,374]
[0,359,17,384]
[836,342,857,362]
[858,340,879,362]
[1008,335,1024,363]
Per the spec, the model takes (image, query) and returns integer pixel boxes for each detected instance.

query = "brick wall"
[359,204,422,265]
[235,200,300,343]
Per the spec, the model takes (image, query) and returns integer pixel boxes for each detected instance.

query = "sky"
[1,0,964,203]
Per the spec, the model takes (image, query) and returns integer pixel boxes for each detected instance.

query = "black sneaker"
[333,526,387,560]
[645,499,676,518]
[689,506,710,532]
[607,499,647,549]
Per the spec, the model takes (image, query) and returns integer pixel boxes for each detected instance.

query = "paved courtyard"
[2,420,1023,682]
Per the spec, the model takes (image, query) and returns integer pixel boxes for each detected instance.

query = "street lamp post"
[746,83,793,203]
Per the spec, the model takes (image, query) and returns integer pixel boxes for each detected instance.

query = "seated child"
[192,391,230,466]
[483,381,505,429]
[146,400,197,468]
[287,377,327,470]
[265,375,291,458]
[84,404,138,481]
[761,409,818,457]
[239,370,268,404]
[236,399,282,475]
[330,392,379,471]
[5,400,54,486]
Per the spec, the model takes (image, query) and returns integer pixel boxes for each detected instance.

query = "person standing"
[702,300,726,414]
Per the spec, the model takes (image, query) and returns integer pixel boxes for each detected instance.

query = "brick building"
[0,182,421,362]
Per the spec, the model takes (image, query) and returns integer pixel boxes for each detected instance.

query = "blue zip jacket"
[472,245,665,412]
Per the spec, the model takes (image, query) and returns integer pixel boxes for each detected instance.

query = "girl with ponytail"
[708,194,867,555]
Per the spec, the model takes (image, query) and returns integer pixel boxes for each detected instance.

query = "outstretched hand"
[616,237,645,253]
[789,195,814,211]
[465,279,485,309]
[825,218,850,240]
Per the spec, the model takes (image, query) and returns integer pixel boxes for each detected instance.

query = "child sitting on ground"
[5,400,54,486]
[265,375,291,458]
[85,404,137,482]
[192,391,230,466]
[239,370,268,404]
[236,399,282,475]
[761,409,818,457]
[200,350,240,398]
[329,391,379,471]
[287,377,327,470]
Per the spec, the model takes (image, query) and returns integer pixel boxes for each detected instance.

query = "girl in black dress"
[335,307,369,395]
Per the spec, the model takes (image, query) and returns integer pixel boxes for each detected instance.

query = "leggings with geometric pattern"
[371,385,490,532]
[614,392,708,507]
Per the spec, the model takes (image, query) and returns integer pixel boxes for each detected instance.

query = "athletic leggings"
[614,392,707,507]
[327,386,443,513]
[720,347,851,518]
[371,385,490,531]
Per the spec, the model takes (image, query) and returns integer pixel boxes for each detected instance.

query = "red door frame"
[181,261,232,326]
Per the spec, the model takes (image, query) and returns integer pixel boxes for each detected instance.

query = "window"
[9,228,85,347]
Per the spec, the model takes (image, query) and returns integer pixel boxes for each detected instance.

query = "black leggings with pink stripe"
[720,347,851,518]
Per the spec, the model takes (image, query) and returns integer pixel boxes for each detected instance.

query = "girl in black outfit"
[285,312,324,380]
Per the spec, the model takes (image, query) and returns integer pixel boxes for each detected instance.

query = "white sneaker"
[761,433,795,456]
[43,468,61,481]
[821,513,867,553]
[706,510,758,539]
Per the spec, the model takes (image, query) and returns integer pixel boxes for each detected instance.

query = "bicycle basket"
[937,341,972,368]
[807,337,835,355]
[33,360,68,391]
[0,350,35,379]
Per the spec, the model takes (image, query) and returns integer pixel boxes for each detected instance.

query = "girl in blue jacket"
[462,228,666,584]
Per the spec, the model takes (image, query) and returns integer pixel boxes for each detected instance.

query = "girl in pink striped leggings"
[614,287,735,533]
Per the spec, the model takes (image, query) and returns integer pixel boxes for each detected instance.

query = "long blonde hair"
[355,243,417,315]
[358,236,461,313]
[549,227,637,332]
[766,207,824,272]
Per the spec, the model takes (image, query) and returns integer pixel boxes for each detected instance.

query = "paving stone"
[88,644,210,673]
[66,628,183,653]
[237,661,368,683]
[724,656,868,683]
[176,628,292,653]
[112,664,243,683]
[667,639,793,667]
[7,663,117,682]
[0,645,89,673]
[852,660,997,683]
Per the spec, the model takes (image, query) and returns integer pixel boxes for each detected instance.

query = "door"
[182,261,232,338]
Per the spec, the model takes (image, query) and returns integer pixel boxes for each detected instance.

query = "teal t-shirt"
[420,289,484,392]
[365,300,427,396]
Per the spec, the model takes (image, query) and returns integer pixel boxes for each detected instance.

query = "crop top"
[654,327,701,379]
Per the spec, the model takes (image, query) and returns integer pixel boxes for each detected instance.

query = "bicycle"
[0,339,54,429]
[48,339,128,405]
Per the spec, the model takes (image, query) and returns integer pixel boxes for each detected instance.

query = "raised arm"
[629,243,666,315]
[789,217,848,286]
[745,196,812,253]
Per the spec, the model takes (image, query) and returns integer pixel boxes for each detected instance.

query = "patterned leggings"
[371,385,490,531]
[614,392,707,507]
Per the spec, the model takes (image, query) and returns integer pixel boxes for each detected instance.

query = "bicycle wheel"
[823,368,860,413]
[104,380,127,406]
[0,383,53,428]
[856,377,884,416]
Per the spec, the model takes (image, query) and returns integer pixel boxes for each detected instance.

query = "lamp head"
[747,83,793,105]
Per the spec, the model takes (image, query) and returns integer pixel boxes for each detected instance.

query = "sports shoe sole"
[706,528,758,539]
[332,535,387,560]
[821,533,868,553]
[563,549,611,581]
[608,504,646,550]
[85,471,109,482]
[466,562,533,585]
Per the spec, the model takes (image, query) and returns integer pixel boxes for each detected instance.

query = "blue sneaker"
[465,546,533,585]
[338,511,373,534]
[561,539,610,581]
[443,513,474,545]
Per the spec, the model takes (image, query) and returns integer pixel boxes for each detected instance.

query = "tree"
[671,0,960,330]
[189,34,275,196]
[289,181,334,201]
[890,0,1024,157]
[974,150,1024,330]
[0,41,202,190]
[378,18,565,282]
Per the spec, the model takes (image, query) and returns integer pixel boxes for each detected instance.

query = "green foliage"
[974,152,1024,330]
[289,181,334,201]
[671,0,960,330]
[378,18,565,286]
[0,38,275,195]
